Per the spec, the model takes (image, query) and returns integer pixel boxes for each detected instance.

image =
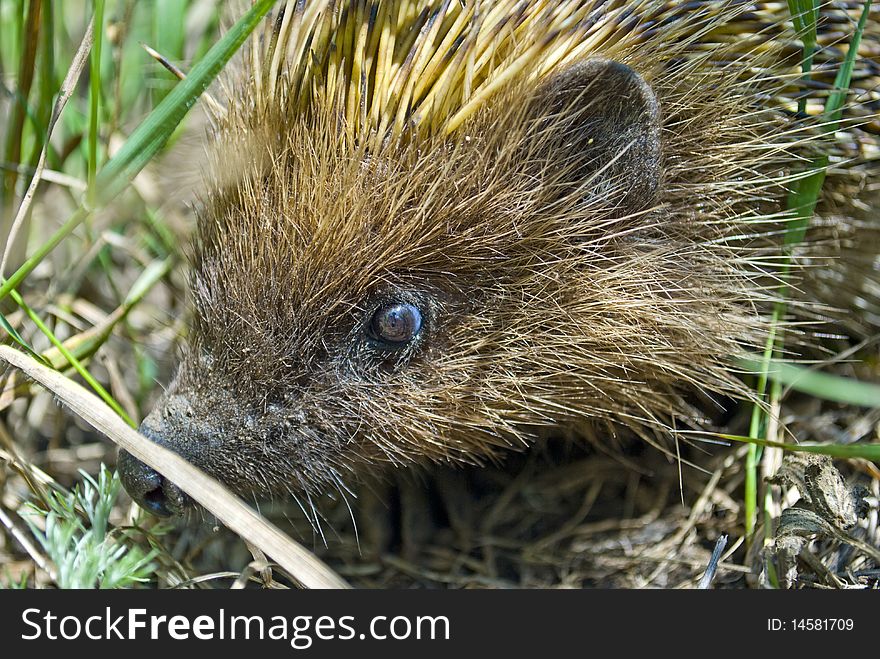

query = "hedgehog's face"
[120,59,669,516]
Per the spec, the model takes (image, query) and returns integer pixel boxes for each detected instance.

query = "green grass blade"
[0,207,88,302]
[87,0,104,205]
[824,1,871,123]
[124,258,174,307]
[739,358,880,408]
[0,0,275,304]
[7,287,136,427]
[1,0,40,209]
[786,0,818,64]
[0,311,50,366]
[719,434,880,462]
[94,0,276,204]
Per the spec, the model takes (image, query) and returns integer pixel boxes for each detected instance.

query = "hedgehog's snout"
[118,449,188,517]
[119,395,196,517]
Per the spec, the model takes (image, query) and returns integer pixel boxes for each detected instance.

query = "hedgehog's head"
[119,59,745,516]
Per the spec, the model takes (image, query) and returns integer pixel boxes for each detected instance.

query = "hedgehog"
[117,0,880,517]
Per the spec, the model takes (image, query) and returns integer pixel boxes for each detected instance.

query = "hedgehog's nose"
[118,449,187,517]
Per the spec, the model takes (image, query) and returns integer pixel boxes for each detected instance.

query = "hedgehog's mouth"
[117,447,191,517]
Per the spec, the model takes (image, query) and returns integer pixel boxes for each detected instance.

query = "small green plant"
[21,465,157,589]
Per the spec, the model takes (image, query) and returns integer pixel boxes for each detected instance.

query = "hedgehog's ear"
[524,59,661,214]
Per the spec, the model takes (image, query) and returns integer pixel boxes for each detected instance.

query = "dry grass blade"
[1,17,94,276]
[0,345,351,590]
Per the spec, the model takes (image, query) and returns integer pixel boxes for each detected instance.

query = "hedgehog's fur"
[118,0,880,514]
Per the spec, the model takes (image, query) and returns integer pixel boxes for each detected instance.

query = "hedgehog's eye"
[369,303,422,346]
